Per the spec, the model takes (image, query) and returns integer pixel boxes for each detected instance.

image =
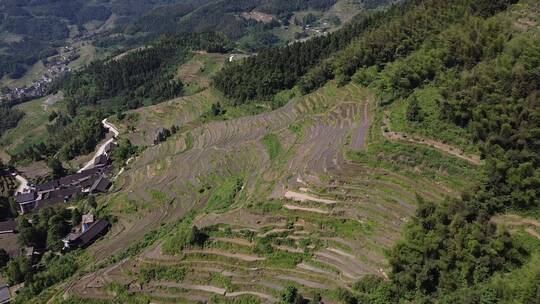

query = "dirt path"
[283,204,329,214]
[13,173,29,194]
[184,249,265,262]
[284,191,337,205]
[382,111,482,165]
[276,275,329,289]
[158,282,226,295]
[226,291,277,302]
[492,214,540,240]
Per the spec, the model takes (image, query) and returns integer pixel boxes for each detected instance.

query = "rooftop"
[79,219,109,246]
[15,192,36,204]
[0,285,9,304]
[0,220,17,234]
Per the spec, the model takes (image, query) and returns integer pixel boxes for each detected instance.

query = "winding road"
[13,173,29,194]
[78,119,119,173]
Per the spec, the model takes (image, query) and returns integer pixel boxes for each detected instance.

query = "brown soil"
[382,111,482,165]
[492,214,540,240]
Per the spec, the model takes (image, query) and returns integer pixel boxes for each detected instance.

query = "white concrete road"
[13,173,29,194]
[78,119,118,173]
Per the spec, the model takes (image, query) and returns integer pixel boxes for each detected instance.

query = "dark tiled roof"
[34,197,64,210]
[35,180,60,192]
[94,154,109,166]
[0,220,17,233]
[90,176,111,193]
[59,168,101,186]
[104,142,117,153]
[15,192,36,203]
[79,175,99,189]
[0,285,9,304]
[79,219,109,246]
[48,187,81,199]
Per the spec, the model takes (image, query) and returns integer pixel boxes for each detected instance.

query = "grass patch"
[387,86,477,154]
[139,264,187,283]
[205,176,244,213]
[184,132,194,151]
[347,137,480,191]
[321,218,373,240]
[0,96,61,155]
[264,251,307,268]
[261,133,282,160]
[149,189,168,204]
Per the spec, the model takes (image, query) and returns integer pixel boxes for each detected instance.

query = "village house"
[62,219,109,251]
[0,284,10,304]
[13,156,113,214]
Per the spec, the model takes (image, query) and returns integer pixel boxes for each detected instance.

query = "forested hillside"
[0,0,172,79]
[214,0,516,103]
[10,32,226,164]
[122,0,339,38]
[2,0,539,303]
[0,0,390,81]
[213,0,540,301]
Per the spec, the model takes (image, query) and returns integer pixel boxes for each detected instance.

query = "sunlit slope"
[68,82,478,303]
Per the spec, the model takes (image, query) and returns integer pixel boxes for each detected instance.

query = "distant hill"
[0,0,395,82]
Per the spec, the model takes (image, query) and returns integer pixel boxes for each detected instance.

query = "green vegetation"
[262,133,283,160]
[387,87,476,153]
[214,0,515,103]
[0,105,24,136]
[138,264,187,283]
[162,222,208,255]
[16,206,76,251]
[4,252,83,303]
[205,176,244,213]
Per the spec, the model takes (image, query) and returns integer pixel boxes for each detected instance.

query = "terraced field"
[66,82,478,303]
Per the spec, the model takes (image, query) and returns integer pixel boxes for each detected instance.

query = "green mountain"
[1,0,539,303]
[0,0,390,82]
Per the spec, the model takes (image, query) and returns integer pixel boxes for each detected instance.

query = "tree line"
[330,1,538,303]
[213,0,518,104]
[218,0,536,302]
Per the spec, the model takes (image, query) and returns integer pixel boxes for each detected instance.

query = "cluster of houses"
[0,46,76,104]
[14,155,113,215]
[0,212,109,304]
[0,152,115,303]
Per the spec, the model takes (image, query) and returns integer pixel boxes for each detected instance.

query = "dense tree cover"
[4,252,80,303]
[0,249,9,268]
[0,0,109,78]
[17,206,75,250]
[328,2,539,303]
[357,10,540,212]
[388,199,526,300]
[63,32,226,113]
[0,197,17,221]
[214,0,515,103]
[124,0,338,40]
[110,138,138,168]
[12,114,105,162]
[213,8,395,102]
[11,32,226,164]
[0,0,192,79]
[0,105,24,136]
[441,34,540,211]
